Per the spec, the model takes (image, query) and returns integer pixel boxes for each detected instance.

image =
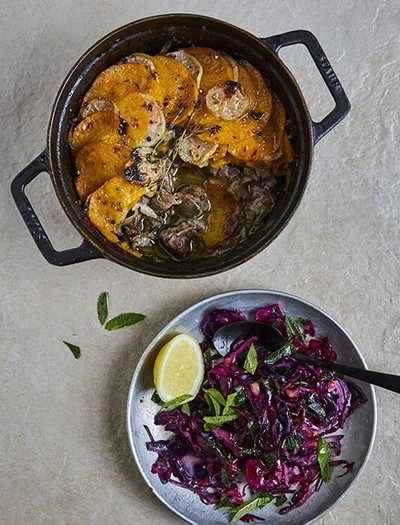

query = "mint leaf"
[104,312,145,331]
[264,452,276,468]
[204,388,226,406]
[204,388,226,416]
[162,394,192,408]
[281,435,301,450]
[284,315,306,344]
[215,494,234,510]
[203,348,213,365]
[274,494,287,507]
[181,403,191,416]
[97,292,109,325]
[223,388,246,416]
[244,343,258,374]
[264,341,294,365]
[203,414,239,431]
[317,436,331,482]
[151,390,163,406]
[63,340,81,359]
[229,492,274,522]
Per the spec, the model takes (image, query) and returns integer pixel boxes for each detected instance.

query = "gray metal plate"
[126,290,376,525]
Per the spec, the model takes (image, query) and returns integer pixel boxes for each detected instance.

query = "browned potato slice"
[205,81,251,121]
[228,93,287,164]
[79,97,117,121]
[177,135,218,167]
[239,60,273,126]
[123,53,158,75]
[190,95,262,145]
[87,175,146,243]
[183,47,236,92]
[203,180,239,247]
[153,54,198,126]
[82,63,165,105]
[139,94,166,146]
[167,50,203,86]
[74,142,131,202]
[70,111,145,153]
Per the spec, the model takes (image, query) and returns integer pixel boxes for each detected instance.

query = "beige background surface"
[1,1,399,524]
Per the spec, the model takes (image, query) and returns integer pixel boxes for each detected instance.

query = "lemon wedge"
[153,333,204,403]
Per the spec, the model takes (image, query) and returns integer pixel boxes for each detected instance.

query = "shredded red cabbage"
[145,305,367,521]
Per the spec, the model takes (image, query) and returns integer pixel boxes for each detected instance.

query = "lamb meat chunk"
[160,220,205,260]
[150,188,182,212]
[174,185,210,219]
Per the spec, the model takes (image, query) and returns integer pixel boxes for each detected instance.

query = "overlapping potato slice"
[123,53,158,75]
[87,175,146,244]
[228,93,287,164]
[153,54,198,126]
[82,63,164,105]
[75,142,132,202]
[167,50,203,87]
[177,135,218,167]
[70,111,144,153]
[183,47,237,92]
[139,94,166,146]
[203,180,239,247]
[190,96,264,145]
[239,59,273,126]
[79,97,117,121]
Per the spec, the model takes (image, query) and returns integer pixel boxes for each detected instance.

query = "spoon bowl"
[212,321,400,394]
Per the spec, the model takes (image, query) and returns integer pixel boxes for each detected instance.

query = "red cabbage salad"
[145,304,367,522]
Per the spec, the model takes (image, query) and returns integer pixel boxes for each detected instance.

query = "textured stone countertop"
[1,1,399,524]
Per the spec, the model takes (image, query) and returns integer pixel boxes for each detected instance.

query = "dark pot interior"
[47,14,313,277]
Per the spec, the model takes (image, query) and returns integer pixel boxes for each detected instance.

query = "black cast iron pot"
[11,14,350,278]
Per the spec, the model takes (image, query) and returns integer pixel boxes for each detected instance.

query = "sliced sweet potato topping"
[153,54,198,126]
[79,97,117,121]
[167,50,203,87]
[75,142,132,202]
[190,95,263,145]
[87,175,146,244]
[183,47,236,92]
[82,63,165,105]
[228,93,287,164]
[239,60,273,126]
[114,92,150,140]
[203,180,239,247]
[70,111,145,153]
[206,81,251,121]
[139,94,166,146]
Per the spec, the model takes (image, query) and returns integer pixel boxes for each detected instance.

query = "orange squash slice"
[74,142,132,202]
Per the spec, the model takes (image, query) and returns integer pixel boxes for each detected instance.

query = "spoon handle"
[294,353,400,394]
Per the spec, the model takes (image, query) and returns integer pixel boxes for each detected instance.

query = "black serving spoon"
[212,321,400,394]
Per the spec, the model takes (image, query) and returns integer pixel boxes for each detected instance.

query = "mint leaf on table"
[63,341,81,359]
[97,292,109,325]
[104,312,146,331]
[317,436,331,482]
[244,343,258,374]
[229,492,274,522]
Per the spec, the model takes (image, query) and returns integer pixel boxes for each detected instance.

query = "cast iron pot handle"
[262,30,351,144]
[11,151,103,266]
